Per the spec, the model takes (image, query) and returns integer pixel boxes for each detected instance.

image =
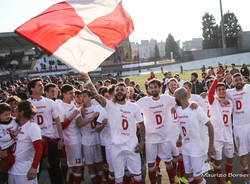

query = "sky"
[1,0,249,44]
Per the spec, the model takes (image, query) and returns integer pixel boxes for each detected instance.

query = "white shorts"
[65,144,83,167]
[214,141,234,160]
[83,144,103,165]
[234,125,250,156]
[105,145,114,172]
[182,154,204,177]
[146,141,178,163]
[8,174,37,184]
[111,145,141,179]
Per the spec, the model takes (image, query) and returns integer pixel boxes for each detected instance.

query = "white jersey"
[28,97,59,138]
[136,95,175,144]
[176,105,209,156]
[57,101,81,145]
[0,118,18,150]
[209,98,233,143]
[190,94,208,117]
[105,100,144,151]
[227,84,250,127]
[9,121,42,175]
[97,108,111,146]
[80,103,102,146]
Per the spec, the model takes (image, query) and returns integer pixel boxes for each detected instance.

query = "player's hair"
[232,73,242,79]
[74,90,82,96]
[206,78,214,90]
[6,96,21,104]
[216,82,226,89]
[191,72,198,78]
[99,87,108,96]
[82,89,93,97]
[97,80,103,86]
[148,79,161,88]
[28,78,42,95]
[167,78,178,86]
[61,84,73,94]
[44,83,57,92]
[183,81,192,89]
[17,101,36,119]
[0,103,11,115]
[108,84,116,95]
[104,80,111,84]
[115,82,126,89]
[129,81,136,86]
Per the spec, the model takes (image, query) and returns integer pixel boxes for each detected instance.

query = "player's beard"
[115,93,126,102]
[151,91,159,98]
[235,83,243,90]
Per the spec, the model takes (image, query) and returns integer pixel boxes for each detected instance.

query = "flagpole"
[220,0,226,55]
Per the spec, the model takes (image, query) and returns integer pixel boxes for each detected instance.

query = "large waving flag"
[15,0,134,72]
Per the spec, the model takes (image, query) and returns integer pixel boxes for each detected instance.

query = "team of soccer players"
[0,70,249,184]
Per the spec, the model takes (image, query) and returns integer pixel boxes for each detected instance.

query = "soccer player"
[76,89,103,184]
[95,91,114,183]
[167,78,187,184]
[27,78,64,184]
[74,90,83,108]
[0,103,19,183]
[57,84,83,184]
[227,73,250,184]
[208,75,234,184]
[175,88,215,184]
[136,79,179,184]
[82,73,145,184]
[8,101,43,184]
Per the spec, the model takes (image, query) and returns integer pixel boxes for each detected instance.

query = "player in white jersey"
[136,79,179,184]
[76,89,103,184]
[82,74,145,184]
[175,88,215,184]
[27,78,64,184]
[166,78,188,184]
[8,101,43,184]
[227,73,250,184]
[183,81,207,114]
[95,87,115,183]
[0,103,19,183]
[207,75,234,184]
[57,84,83,184]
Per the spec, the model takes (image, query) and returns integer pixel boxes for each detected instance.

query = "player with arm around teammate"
[175,88,215,184]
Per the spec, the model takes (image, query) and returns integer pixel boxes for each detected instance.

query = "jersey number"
[223,114,228,125]
[207,109,211,118]
[75,158,81,164]
[173,112,178,120]
[122,119,128,130]
[37,115,44,125]
[181,127,187,136]
[236,100,242,110]
[155,114,162,125]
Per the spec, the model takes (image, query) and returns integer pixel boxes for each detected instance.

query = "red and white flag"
[15,0,134,72]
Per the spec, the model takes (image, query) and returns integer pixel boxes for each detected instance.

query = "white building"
[182,38,202,51]
[130,40,166,61]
